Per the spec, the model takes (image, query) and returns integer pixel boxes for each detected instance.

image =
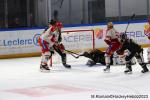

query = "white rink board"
[0,29,43,55]
[0,21,150,57]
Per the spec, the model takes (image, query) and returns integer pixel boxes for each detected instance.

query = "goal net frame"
[50,29,95,66]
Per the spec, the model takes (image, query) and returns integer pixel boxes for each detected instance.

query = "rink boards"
[0,20,150,58]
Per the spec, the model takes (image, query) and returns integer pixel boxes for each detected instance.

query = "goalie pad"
[86,59,96,66]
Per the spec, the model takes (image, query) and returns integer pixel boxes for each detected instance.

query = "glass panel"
[29,0,36,27]
[0,0,5,28]
[7,0,27,28]
[120,0,147,21]
[0,0,149,28]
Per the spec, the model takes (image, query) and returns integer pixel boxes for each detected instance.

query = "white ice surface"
[0,48,150,100]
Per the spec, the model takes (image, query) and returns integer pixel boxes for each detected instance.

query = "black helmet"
[48,19,56,25]
[120,33,128,43]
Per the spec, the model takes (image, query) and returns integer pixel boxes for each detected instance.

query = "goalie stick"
[64,49,81,58]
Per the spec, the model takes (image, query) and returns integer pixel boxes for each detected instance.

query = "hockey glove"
[104,39,111,45]
[116,49,124,55]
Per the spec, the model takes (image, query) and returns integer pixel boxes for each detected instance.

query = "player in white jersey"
[104,22,121,72]
[144,19,150,63]
[38,20,71,72]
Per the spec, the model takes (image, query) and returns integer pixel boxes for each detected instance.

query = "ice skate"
[141,68,149,73]
[103,67,110,72]
[124,68,132,74]
[63,63,71,69]
[86,60,96,67]
[103,65,110,72]
[140,64,149,73]
[40,64,50,72]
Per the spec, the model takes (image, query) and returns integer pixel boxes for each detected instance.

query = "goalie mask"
[82,52,90,58]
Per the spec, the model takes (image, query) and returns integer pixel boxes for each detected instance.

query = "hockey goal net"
[62,29,95,52]
[51,29,95,65]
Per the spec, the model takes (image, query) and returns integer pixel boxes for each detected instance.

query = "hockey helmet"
[107,22,113,29]
[48,19,57,25]
[120,33,128,43]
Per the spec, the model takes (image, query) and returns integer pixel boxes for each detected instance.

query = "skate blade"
[124,71,132,74]
[40,69,50,73]
[65,67,71,69]
[141,70,149,73]
[103,69,110,73]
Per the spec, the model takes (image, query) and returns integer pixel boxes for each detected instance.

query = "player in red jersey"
[103,22,121,72]
[38,20,71,72]
[144,19,150,63]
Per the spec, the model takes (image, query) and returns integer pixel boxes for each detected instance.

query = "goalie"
[74,49,135,67]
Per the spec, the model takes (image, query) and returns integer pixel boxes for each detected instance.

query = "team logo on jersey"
[144,24,150,37]
[94,28,103,39]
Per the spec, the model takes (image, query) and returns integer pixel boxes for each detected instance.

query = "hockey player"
[51,21,71,69]
[116,34,149,73]
[144,19,150,63]
[103,22,121,72]
[78,49,135,67]
[38,20,71,72]
[80,49,108,66]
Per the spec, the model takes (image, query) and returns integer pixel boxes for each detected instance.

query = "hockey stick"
[60,0,64,8]
[64,49,81,58]
[124,13,136,34]
[120,14,136,40]
[64,49,80,56]
[64,49,93,59]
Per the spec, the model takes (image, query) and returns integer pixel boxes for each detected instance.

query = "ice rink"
[0,49,150,100]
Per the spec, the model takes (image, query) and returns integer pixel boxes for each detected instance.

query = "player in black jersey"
[116,34,149,73]
[80,49,108,66]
